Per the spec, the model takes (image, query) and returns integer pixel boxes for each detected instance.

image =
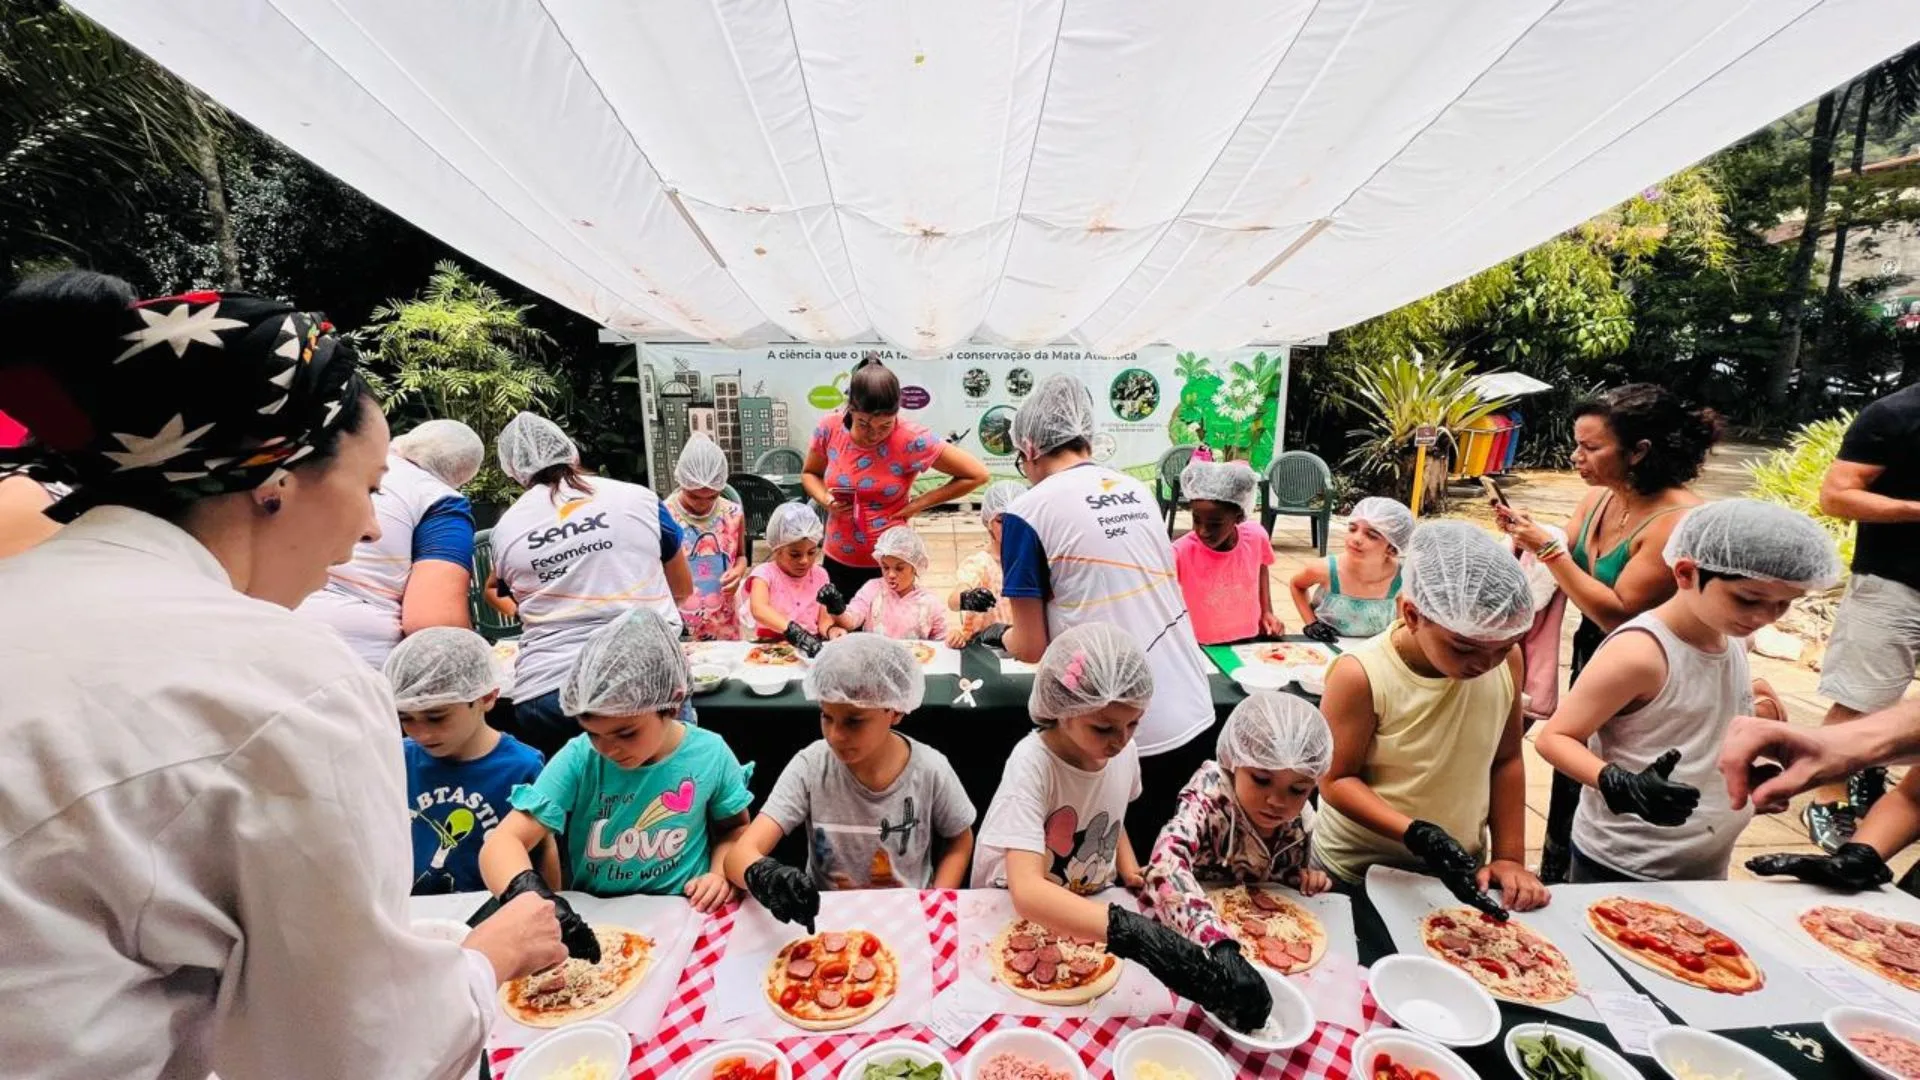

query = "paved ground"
[831,442,1917,882]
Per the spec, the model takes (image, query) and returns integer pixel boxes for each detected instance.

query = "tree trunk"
[1768,89,1842,410]
[1807,75,1878,413]
[190,131,241,291]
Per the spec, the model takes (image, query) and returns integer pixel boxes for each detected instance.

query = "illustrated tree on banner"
[1169,351,1284,469]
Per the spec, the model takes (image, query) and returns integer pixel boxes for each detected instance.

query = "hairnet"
[392,419,485,489]
[805,635,926,713]
[1401,521,1535,640]
[1350,497,1416,554]
[383,626,500,711]
[1662,498,1841,589]
[766,501,824,550]
[872,526,930,572]
[1216,693,1333,777]
[979,480,1026,529]
[560,609,689,717]
[1030,623,1154,722]
[496,411,578,486]
[1179,460,1258,516]
[674,433,730,492]
[1011,374,1096,459]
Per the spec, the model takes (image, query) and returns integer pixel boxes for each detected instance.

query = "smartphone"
[1479,475,1510,509]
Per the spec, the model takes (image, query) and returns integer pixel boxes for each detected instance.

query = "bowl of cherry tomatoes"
[679,1040,789,1080]
[1350,1029,1475,1080]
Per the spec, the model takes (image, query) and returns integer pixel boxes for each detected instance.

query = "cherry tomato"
[821,962,849,983]
[1677,953,1707,973]
[711,1058,747,1080]
[1414,1071,1440,1080]
[1372,1052,1393,1080]
[1429,915,1454,930]
[778,987,800,1009]
[1479,912,1503,925]
[1706,936,1740,957]
[1474,957,1508,979]
[753,1063,778,1080]
[848,989,875,1008]
[1594,906,1628,926]
[860,936,881,957]
[1618,930,1651,949]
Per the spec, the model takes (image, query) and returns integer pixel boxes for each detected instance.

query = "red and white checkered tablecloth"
[490,891,1382,1080]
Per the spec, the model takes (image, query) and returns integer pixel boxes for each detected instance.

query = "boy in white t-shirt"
[973,624,1270,1032]
[1537,500,1839,882]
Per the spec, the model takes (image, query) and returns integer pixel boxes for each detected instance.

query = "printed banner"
[631,343,1289,490]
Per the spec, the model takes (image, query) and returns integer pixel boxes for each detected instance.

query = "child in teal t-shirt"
[480,610,753,911]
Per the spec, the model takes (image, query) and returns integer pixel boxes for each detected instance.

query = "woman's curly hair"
[1571,383,1723,495]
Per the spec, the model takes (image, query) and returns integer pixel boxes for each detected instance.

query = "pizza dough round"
[989,920,1124,1006]
[762,932,900,1032]
[499,925,654,1028]
[1800,906,1920,992]
[1419,908,1577,1005]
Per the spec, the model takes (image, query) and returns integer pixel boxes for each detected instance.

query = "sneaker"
[1804,801,1860,854]
[1850,767,1891,814]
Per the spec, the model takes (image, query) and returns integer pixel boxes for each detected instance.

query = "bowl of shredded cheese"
[1647,1026,1795,1080]
[1110,1028,1232,1080]
[504,1020,630,1080]
[1204,965,1315,1053]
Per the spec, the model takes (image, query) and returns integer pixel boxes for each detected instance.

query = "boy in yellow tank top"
[1312,521,1547,919]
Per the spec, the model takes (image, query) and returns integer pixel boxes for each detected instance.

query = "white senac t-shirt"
[492,478,680,699]
[972,731,1142,894]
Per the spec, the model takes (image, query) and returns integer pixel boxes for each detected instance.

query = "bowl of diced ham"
[1826,1006,1920,1080]
[962,1029,1087,1080]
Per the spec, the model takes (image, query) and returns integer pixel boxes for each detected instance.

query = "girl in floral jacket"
[1145,694,1333,948]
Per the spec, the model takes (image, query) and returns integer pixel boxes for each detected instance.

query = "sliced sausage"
[785,958,817,980]
[1035,943,1063,967]
[815,988,844,1010]
[820,933,848,953]
[1435,933,1473,954]
[1031,962,1058,984]
[1259,939,1291,968]
[1249,890,1282,912]
[534,972,567,995]
[1880,950,1920,974]
[1507,950,1535,972]
[1008,934,1039,952]
[1827,914,1865,940]
[1239,919,1269,939]
[1895,921,1920,940]
[1282,940,1313,964]
[1677,916,1710,936]
[1007,950,1039,975]
[1856,912,1891,934]
[851,959,877,983]
[1067,956,1100,977]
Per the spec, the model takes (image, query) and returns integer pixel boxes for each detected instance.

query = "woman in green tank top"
[1493,385,1720,882]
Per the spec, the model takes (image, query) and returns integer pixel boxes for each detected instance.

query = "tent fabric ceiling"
[73,0,1920,356]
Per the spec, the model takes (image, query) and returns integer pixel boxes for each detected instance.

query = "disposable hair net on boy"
[805,635,926,713]
[979,480,1026,529]
[392,419,484,489]
[383,626,500,712]
[1217,693,1333,777]
[1179,460,1258,516]
[1401,520,1535,639]
[765,501,824,550]
[872,526,930,572]
[1350,497,1416,554]
[1011,374,1096,458]
[496,411,578,486]
[560,609,689,717]
[674,433,731,492]
[1662,498,1841,589]
[1030,623,1154,722]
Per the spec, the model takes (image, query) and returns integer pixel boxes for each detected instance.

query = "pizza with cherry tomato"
[1208,885,1328,974]
[1419,907,1577,1004]
[1799,905,1920,992]
[1586,896,1763,994]
[763,929,899,1031]
[498,925,654,1027]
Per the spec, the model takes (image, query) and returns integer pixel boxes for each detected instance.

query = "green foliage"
[1167,350,1285,468]
[1746,412,1856,568]
[358,262,560,506]
[1336,350,1511,504]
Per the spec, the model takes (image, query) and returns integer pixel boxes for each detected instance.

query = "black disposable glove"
[783,619,825,657]
[959,588,997,614]
[500,869,600,963]
[1598,749,1700,827]
[977,623,1010,650]
[492,577,514,600]
[1301,620,1339,645]
[744,857,820,932]
[1106,906,1272,1033]
[1404,819,1507,921]
[816,583,849,617]
[1748,842,1893,892]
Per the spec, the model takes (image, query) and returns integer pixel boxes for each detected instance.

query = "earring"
[263,495,282,515]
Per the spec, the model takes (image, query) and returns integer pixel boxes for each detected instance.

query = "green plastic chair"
[753,446,805,475]
[728,473,788,548]
[1153,444,1199,536]
[1261,451,1334,554]
[467,528,522,643]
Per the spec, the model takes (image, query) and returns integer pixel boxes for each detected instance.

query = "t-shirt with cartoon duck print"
[809,410,945,567]
[971,730,1142,893]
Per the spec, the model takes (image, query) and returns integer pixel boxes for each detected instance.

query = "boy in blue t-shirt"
[386,627,547,895]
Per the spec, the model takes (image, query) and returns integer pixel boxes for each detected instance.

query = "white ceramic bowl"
[962,1029,1087,1080]
[1204,965,1315,1054]
[1349,1029,1476,1080]
[505,1020,631,1080]
[1504,1023,1639,1080]
[409,917,470,944]
[837,1039,947,1080]
[1824,1005,1920,1080]
[740,667,790,696]
[1368,955,1501,1047]
[1110,1027,1232,1080]
[689,663,730,695]
[1647,1027,1794,1080]
[1232,665,1294,693]
[677,1039,791,1080]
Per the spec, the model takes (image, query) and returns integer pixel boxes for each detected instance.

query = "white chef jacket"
[0,507,497,1080]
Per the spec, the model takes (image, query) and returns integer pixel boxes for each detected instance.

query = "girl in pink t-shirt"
[740,503,836,648]
[834,526,948,641]
[1171,460,1284,645]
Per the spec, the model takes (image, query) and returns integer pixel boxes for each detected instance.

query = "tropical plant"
[1167,350,1286,468]
[358,262,560,506]
[1337,351,1511,509]
[1746,411,1856,569]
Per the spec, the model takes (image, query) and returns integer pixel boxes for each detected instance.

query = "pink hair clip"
[1060,651,1087,692]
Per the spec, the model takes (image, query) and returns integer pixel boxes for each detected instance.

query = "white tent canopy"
[74,0,1919,356]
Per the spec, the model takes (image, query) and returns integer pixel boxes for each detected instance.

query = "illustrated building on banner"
[714,376,742,471]
[639,360,766,489]
[655,380,694,489]
[688,407,717,443]
[740,395,774,469]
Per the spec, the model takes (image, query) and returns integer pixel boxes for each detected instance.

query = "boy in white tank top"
[1535,500,1839,882]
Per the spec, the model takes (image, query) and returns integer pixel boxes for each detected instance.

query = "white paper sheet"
[407,890,701,1051]
[1273,890,1368,1033]
[1732,879,1920,1015]
[953,888,1176,1021]
[997,657,1037,677]
[1552,880,1839,1029]
[699,889,936,1039]
[1365,866,1635,1024]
